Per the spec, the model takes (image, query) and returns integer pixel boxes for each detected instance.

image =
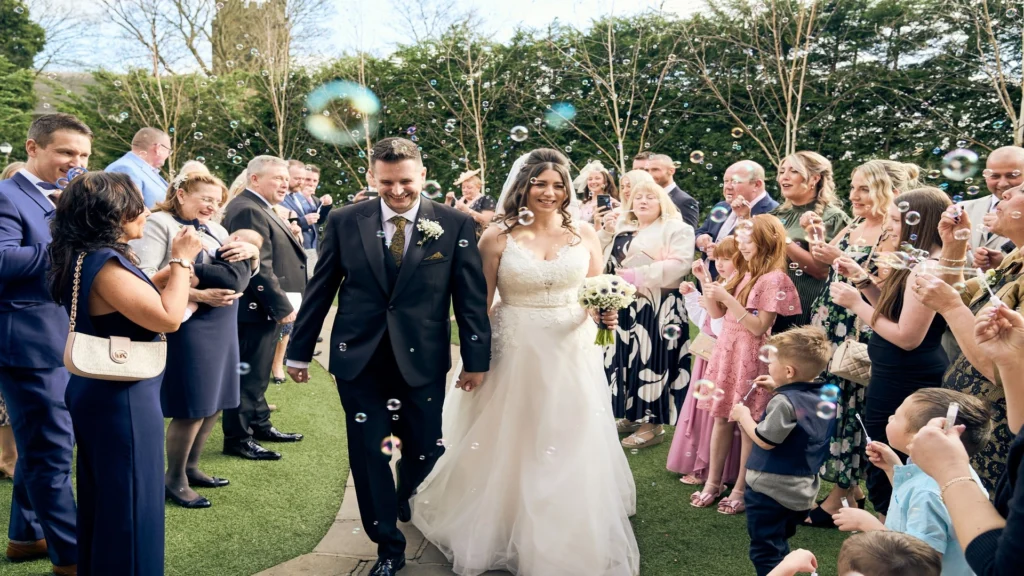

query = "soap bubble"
[354,413,367,423]
[458,239,470,247]
[954,229,971,241]
[898,201,910,212]
[304,81,381,147]
[942,149,979,181]
[758,345,777,363]
[905,211,921,226]
[193,132,204,141]
[731,127,744,138]
[387,399,401,411]
[709,205,729,223]
[380,435,401,456]
[820,384,840,403]
[518,209,535,226]
[689,150,705,164]
[237,363,251,375]
[662,324,682,341]
[692,379,716,400]
[545,102,576,129]
[510,125,529,142]
[967,185,980,195]
[775,291,787,301]
[816,401,837,419]
[423,180,442,199]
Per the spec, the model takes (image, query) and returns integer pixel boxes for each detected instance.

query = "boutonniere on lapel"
[416,218,444,246]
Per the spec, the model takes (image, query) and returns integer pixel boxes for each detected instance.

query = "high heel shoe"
[165,486,211,509]
[272,375,286,384]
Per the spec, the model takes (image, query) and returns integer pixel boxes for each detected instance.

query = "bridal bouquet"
[579,274,636,346]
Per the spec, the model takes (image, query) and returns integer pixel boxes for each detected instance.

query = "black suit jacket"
[222,189,307,323]
[666,183,700,231]
[288,198,491,387]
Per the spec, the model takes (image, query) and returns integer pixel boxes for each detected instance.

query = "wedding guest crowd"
[6,108,1024,576]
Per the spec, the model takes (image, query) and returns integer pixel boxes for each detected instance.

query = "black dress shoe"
[316,336,323,343]
[312,350,322,357]
[165,486,212,509]
[397,498,411,523]
[253,427,303,442]
[223,439,281,460]
[369,556,405,575]
[187,475,230,488]
[272,376,285,384]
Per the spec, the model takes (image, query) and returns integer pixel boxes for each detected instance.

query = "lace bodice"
[497,234,590,309]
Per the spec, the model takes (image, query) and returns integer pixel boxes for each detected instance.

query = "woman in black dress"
[133,172,260,508]
[49,172,199,575]
[828,187,952,516]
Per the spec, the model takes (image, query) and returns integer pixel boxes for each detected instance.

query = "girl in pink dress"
[690,215,801,515]
[666,237,742,486]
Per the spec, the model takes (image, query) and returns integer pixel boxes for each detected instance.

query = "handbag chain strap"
[68,251,167,341]
[69,252,85,332]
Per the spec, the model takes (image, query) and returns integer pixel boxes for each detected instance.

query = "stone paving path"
[256,308,508,576]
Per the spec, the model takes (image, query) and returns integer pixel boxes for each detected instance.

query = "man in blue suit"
[105,127,171,208]
[0,113,91,574]
[694,160,779,279]
[283,162,333,274]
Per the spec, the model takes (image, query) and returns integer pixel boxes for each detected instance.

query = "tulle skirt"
[412,303,640,576]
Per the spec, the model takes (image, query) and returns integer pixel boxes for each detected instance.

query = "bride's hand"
[456,370,485,392]
[589,308,619,330]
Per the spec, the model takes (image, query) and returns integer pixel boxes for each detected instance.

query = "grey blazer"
[130,211,230,277]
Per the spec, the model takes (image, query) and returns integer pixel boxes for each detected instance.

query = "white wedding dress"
[411,233,640,576]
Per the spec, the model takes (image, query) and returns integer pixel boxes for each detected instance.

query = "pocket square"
[425,252,445,261]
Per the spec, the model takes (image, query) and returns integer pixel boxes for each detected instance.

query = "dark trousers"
[336,334,445,559]
[745,489,809,576]
[223,320,278,444]
[65,373,165,575]
[0,366,77,566]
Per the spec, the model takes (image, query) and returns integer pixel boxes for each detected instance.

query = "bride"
[411,149,640,576]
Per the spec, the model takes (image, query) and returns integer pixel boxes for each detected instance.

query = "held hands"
[287,366,310,383]
[219,241,260,263]
[730,403,751,422]
[938,205,971,246]
[455,370,485,392]
[975,247,1004,271]
[588,308,619,330]
[908,417,972,485]
[809,239,842,265]
[911,273,963,315]
[865,440,902,477]
[829,281,860,309]
[768,549,817,576]
[974,304,1024,366]
[171,225,202,260]
[832,507,886,533]
[193,288,242,307]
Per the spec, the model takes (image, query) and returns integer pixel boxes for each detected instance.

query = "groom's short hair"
[371,137,422,167]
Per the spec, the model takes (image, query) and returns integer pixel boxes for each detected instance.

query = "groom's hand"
[456,370,485,392]
[287,366,310,383]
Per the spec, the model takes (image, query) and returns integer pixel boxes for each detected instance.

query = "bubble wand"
[944,402,960,432]
[855,414,872,445]
[742,380,758,402]
[977,268,1004,308]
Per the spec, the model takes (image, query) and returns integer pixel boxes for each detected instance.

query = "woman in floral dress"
[803,160,918,526]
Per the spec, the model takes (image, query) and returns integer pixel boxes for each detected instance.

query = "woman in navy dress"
[132,172,259,507]
[48,172,200,575]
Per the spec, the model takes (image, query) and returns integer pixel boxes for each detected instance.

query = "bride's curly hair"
[48,172,146,304]
[498,148,578,241]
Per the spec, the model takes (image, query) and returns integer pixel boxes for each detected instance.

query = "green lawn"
[0,362,348,576]
[630,427,851,576]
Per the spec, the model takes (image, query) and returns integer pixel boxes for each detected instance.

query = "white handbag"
[63,253,167,382]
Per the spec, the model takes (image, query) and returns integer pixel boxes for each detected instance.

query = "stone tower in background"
[211,0,291,76]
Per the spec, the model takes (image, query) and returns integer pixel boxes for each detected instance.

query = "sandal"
[620,426,665,449]
[616,419,641,435]
[803,504,838,528]
[690,482,723,508]
[718,491,745,515]
[679,474,704,485]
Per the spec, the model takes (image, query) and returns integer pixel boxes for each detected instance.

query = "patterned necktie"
[389,216,407,267]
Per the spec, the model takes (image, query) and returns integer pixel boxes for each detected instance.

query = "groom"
[286,137,490,576]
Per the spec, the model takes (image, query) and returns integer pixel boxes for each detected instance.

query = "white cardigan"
[598,216,695,292]
[130,211,230,277]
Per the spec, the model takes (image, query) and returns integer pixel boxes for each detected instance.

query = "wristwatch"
[168,258,194,277]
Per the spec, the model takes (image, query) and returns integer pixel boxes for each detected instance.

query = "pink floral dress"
[699,270,801,420]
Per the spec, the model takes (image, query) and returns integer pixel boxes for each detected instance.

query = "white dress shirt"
[286,198,421,371]
[18,168,56,207]
[380,197,421,258]
[716,190,768,242]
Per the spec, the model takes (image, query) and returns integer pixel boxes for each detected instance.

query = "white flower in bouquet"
[579,274,636,345]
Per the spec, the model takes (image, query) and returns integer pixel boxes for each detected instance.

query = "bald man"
[960,146,1024,270]
[105,127,172,207]
[632,152,700,229]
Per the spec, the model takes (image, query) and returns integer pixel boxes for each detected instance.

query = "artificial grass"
[0,362,348,576]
